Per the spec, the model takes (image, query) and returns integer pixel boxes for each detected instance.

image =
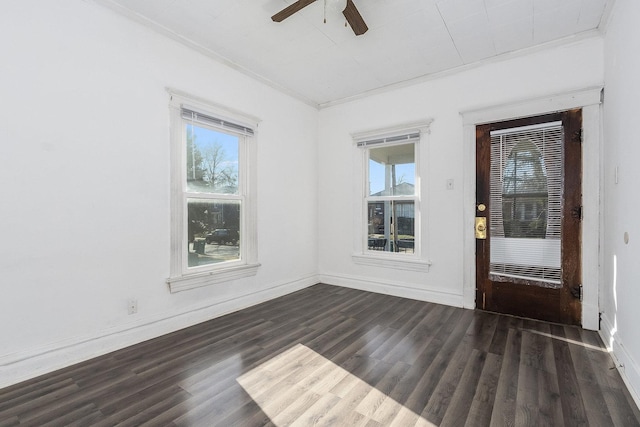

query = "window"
[167,90,259,292]
[366,141,417,253]
[352,121,432,272]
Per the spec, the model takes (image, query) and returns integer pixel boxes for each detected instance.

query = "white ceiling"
[98,0,612,107]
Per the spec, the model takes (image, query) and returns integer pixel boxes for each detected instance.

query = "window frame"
[352,121,433,272]
[167,89,260,292]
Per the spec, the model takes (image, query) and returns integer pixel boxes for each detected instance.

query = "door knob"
[475,217,487,239]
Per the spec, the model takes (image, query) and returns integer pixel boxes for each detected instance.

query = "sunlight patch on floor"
[524,329,609,353]
[237,343,436,426]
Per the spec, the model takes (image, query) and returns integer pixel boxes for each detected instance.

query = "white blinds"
[181,107,254,136]
[489,122,563,286]
[356,132,420,148]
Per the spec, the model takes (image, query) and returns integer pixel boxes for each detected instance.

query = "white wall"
[318,37,604,306]
[601,0,640,404]
[0,0,318,387]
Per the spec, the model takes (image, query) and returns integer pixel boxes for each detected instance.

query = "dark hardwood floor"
[1,284,639,426]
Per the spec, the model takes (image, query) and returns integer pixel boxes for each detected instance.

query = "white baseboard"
[599,313,640,410]
[318,273,464,308]
[0,274,318,389]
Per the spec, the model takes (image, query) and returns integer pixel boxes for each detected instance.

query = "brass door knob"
[475,217,487,239]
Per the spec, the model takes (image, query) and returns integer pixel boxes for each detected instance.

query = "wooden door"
[475,109,582,325]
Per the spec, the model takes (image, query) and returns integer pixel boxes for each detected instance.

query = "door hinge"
[572,129,582,143]
[571,205,583,221]
[571,285,583,301]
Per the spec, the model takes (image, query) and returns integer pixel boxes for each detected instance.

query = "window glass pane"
[186,124,239,195]
[489,126,563,285]
[368,143,415,196]
[502,141,548,238]
[187,199,240,267]
[367,200,415,253]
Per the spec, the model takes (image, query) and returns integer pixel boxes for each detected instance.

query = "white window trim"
[166,89,260,293]
[351,120,433,272]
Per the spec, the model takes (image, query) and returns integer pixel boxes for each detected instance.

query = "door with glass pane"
[475,110,582,325]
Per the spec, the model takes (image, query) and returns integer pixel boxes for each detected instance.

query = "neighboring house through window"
[352,121,432,272]
[167,90,259,292]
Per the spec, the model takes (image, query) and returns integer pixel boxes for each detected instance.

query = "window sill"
[167,263,261,293]
[352,253,431,272]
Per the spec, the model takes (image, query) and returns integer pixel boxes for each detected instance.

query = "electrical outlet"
[446,179,454,190]
[128,299,138,315]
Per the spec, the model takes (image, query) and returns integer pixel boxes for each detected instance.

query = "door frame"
[461,87,603,330]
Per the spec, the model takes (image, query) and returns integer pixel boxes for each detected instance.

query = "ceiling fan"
[271,0,368,36]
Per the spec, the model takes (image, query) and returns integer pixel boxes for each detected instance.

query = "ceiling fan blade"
[272,0,318,22]
[342,0,368,35]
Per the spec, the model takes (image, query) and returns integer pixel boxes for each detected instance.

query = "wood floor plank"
[355,361,411,420]
[577,376,616,426]
[1,283,638,426]
[268,387,323,426]
[520,323,556,375]
[339,291,387,320]
[395,308,469,418]
[0,377,77,414]
[514,362,540,427]
[1,381,81,421]
[464,352,502,427]
[601,386,640,427]
[381,303,447,365]
[368,305,433,361]
[487,314,510,356]
[218,400,274,427]
[357,295,410,326]
[468,311,500,353]
[438,348,486,426]
[489,327,522,427]
[330,356,386,399]
[550,324,589,426]
[38,403,102,427]
[320,374,382,425]
[560,326,617,426]
[62,409,106,427]
[0,417,20,427]
[223,383,307,426]
[421,311,479,424]
[288,392,342,427]
[107,388,192,427]
[537,365,563,426]
[564,325,605,385]
[175,380,254,426]
[354,327,397,361]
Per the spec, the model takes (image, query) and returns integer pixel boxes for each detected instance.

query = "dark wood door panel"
[476,109,582,326]
[484,282,574,325]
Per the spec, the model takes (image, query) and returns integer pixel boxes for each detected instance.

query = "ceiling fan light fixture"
[324,0,346,24]
[325,0,347,13]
